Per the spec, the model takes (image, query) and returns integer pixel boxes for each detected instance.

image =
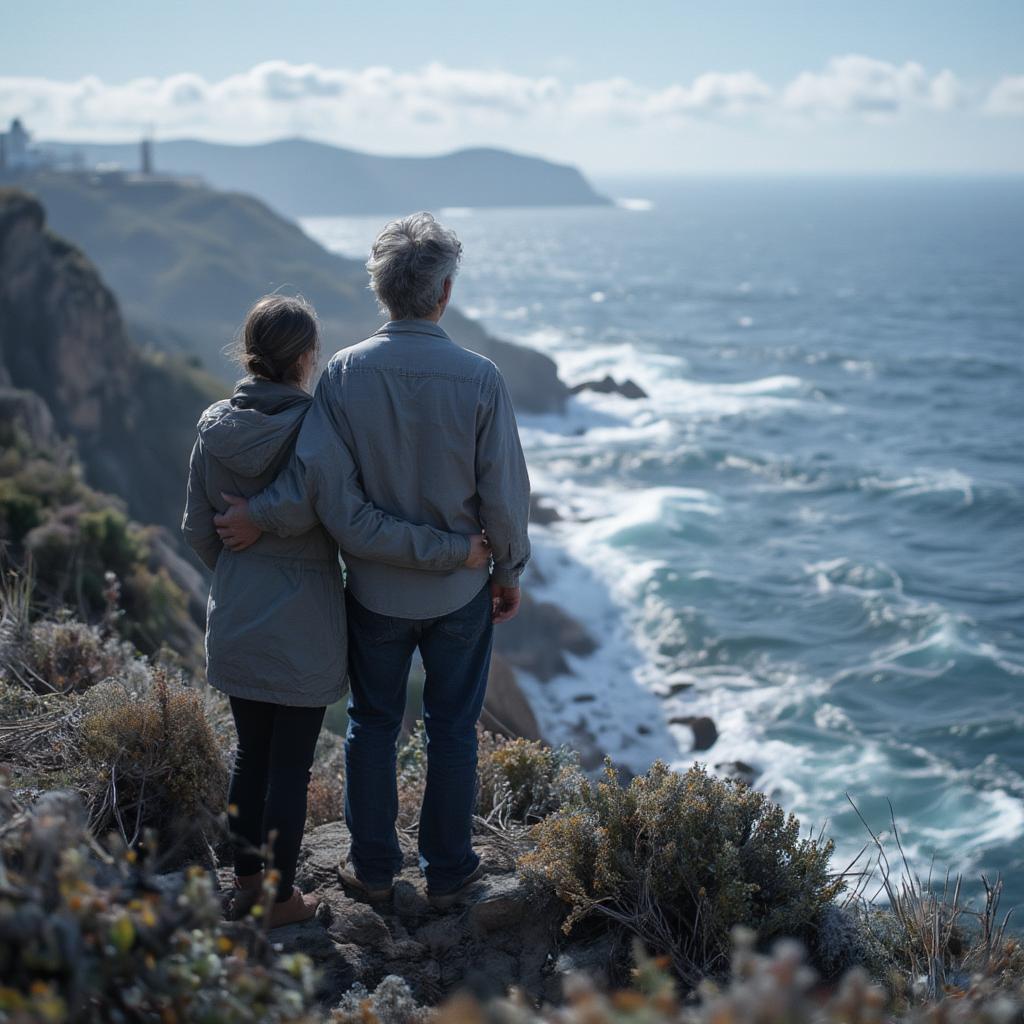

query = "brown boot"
[427,862,486,910]
[229,870,264,920]
[268,887,320,929]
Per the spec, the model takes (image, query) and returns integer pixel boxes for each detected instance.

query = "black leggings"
[227,696,326,901]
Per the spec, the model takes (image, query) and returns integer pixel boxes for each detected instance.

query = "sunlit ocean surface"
[303,177,1024,911]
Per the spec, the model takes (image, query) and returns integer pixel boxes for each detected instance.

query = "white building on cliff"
[0,118,47,171]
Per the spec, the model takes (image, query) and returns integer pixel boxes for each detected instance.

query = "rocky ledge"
[229,821,604,1008]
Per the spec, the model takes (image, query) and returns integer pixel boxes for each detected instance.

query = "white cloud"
[781,55,963,117]
[985,74,1024,115]
[0,56,1015,149]
[566,70,772,123]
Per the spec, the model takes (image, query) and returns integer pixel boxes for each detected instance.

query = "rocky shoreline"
[488,491,728,777]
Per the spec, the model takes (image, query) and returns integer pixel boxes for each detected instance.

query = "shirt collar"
[375,318,452,342]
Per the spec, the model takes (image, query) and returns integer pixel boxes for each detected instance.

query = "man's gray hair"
[366,212,463,320]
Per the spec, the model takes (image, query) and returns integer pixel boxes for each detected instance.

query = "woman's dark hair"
[233,295,319,383]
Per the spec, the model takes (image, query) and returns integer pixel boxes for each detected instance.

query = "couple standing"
[182,213,530,927]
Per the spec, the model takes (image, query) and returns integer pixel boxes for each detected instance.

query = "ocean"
[302,177,1024,912]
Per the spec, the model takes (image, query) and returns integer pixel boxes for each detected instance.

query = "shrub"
[307,730,346,828]
[476,734,583,824]
[332,975,431,1024]
[18,617,146,694]
[0,783,317,1024]
[0,478,42,544]
[396,723,429,828]
[519,761,843,985]
[79,670,229,850]
[343,934,1024,1024]
[0,427,200,664]
[840,799,1024,1004]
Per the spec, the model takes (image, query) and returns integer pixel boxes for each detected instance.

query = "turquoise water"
[303,177,1024,913]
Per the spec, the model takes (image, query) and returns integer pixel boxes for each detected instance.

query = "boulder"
[549,931,623,997]
[715,760,757,787]
[481,655,542,741]
[670,715,719,752]
[493,592,597,682]
[529,494,563,525]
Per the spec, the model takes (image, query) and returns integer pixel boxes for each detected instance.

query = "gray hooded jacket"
[182,377,470,706]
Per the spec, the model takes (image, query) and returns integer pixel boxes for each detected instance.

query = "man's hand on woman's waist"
[216,491,491,570]
[215,494,263,552]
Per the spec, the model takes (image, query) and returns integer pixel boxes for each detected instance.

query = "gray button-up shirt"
[249,319,531,619]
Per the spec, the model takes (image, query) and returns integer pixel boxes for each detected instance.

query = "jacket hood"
[198,378,311,476]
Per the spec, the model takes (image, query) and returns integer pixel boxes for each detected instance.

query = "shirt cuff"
[491,564,521,588]
[448,533,472,568]
[247,493,274,533]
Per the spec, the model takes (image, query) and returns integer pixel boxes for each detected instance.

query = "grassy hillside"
[20,170,568,413]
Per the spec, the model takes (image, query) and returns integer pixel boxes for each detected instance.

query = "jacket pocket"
[207,554,346,696]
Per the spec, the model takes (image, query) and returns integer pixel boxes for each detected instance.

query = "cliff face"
[0,193,134,440]
[0,188,222,536]
[22,171,568,414]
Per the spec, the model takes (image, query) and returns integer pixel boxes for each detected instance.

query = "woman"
[182,295,487,927]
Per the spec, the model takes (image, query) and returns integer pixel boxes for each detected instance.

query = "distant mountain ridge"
[41,138,610,216]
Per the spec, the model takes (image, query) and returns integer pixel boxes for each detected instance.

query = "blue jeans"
[344,582,494,892]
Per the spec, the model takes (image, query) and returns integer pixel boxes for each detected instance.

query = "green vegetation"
[0,415,200,661]
[0,781,316,1024]
[2,563,1022,1020]
[476,734,583,824]
[520,761,842,986]
[0,585,227,855]
[80,672,228,846]
[423,935,1024,1024]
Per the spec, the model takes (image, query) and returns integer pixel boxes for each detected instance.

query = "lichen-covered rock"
[270,823,565,1010]
[549,931,622,996]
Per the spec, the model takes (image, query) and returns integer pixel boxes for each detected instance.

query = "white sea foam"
[858,468,975,506]
[513,532,676,774]
[519,385,1022,892]
[616,197,654,212]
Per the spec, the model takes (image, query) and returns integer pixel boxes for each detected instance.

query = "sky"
[3,0,1023,176]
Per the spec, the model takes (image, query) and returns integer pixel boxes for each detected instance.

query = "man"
[215,212,530,909]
